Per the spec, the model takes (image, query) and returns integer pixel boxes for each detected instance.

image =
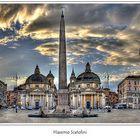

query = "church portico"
[79,93,103,109]
[29,93,45,109]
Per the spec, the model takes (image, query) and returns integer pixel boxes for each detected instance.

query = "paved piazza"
[0,109,140,123]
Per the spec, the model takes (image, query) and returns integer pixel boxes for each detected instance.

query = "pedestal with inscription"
[56,89,70,113]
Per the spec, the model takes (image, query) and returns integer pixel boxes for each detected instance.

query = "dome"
[46,70,54,79]
[76,62,101,84]
[25,65,48,84]
[77,72,101,83]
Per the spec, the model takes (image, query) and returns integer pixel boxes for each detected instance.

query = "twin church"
[15,11,117,110]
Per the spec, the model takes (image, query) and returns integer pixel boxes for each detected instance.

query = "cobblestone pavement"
[0,109,140,123]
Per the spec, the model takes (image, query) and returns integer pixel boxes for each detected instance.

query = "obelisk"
[56,10,70,113]
[59,10,67,89]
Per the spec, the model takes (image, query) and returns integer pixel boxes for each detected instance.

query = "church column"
[75,95,78,108]
[32,95,34,108]
[94,94,96,109]
[100,95,102,108]
[74,94,76,108]
[72,94,74,108]
[75,95,77,108]
[98,94,100,108]
[91,94,93,109]
[45,95,46,107]
[97,94,100,108]
[30,95,32,107]
[80,95,82,108]
[92,95,94,109]
[51,94,53,108]
[78,94,80,108]
[42,95,44,107]
[34,95,35,108]
[39,95,41,107]
[82,95,84,108]
[97,94,99,108]
[50,94,52,108]
[99,95,101,108]
[41,95,43,107]
[76,95,78,108]
[46,94,48,107]
[48,94,50,108]
[29,95,33,106]
[84,95,86,108]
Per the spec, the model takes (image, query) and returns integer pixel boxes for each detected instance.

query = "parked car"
[26,106,33,110]
[115,103,127,109]
[117,105,124,109]
[104,106,111,112]
[122,104,127,109]
[104,106,111,109]
[21,106,26,110]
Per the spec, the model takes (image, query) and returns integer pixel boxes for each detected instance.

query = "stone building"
[16,65,57,109]
[68,62,106,109]
[5,90,20,107]
[102,88,118,107]
[0,80,7,108]
[118,75,140,109]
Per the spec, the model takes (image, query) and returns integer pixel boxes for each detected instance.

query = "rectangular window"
[134,81,137,85]
[134,87,137,96]
[138,98,140,104]
[128,98,133,103]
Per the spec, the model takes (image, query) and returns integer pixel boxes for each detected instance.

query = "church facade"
[16,65,57,109]
[68,62,106,109]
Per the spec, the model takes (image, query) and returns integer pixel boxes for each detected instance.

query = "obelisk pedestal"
[56,89,70,113]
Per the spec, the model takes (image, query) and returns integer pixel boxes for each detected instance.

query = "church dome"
[25,65,48,84]
[76,62,101,84]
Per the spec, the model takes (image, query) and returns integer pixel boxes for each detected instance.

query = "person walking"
[16,106,18,113]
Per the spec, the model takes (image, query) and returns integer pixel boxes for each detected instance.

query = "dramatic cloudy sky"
[0,4,140,91]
